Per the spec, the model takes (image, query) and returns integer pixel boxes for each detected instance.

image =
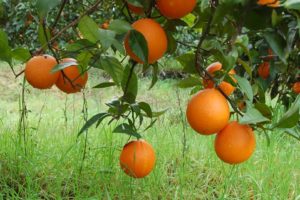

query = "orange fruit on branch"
[156,0,197,19]
[127,1,144,14]
[258,62,270,80]
[215,121,256,164]
[203,62,237,96]
[292,82,300,94]
[120,140,156,178]
[124,18,168,64]
[263,48,275,61]
[25,55,59,89]
[237,100,246,111]
[55,58,88,94]
[186,88,230,135]
[101,21,110,29]
[257,0,280,7]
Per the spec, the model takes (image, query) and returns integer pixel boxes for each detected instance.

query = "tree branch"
[51,0,68,29]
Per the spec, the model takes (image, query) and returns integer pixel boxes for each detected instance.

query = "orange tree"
[0,0,299,177]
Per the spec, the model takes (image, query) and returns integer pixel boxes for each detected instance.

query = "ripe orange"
[124,18,168,64]
[25,55,59,89]
[127,2,144,14]
[101,21,110,29]
[120,140,156,178]
[215,121,256,164]
[292,82,300,94]
[186,88,230,135]
[258,62,270,80]
[55,58,88,94]
[264,48,275,61]
[203,62,237,96]
[156,0,197,19]
[25,13,33,26]
[257,0,280,7]
[237,100,246,111]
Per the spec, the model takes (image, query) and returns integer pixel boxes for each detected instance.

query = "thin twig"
[15,69,25,78]
[51,0,68,29]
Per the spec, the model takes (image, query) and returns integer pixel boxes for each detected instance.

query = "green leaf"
[138,102,152,118]
[76,51,93,72]
[237,58,252,78]
[11,48,31,62]
[176,53,197,74]
[234,75,253,102]
[113,123,141,138]
[128,30,148,64]
[177,76,200,88]
[283,127,300,140]
[78,16,116,49]
[240,107,270,124]
[0,29,12,64]
[143,119,158,132]
[264,31,287,64]
[274,96,300,128]
[109,19,132,34]
[36,0,60,17]
[149,63,159,89]
[38,24,50,50]
[284,0,300,10]
[51,60,77,73]
[93,82,116,89]
[78,113,110,136]
[151,109,168,117]
[121,64,138,103]
[98,28,117,50]
[65,39,95,52]
[255,103,272,119]
[78,16,100,43]
[166,32,177,54]
[98,57,124,86]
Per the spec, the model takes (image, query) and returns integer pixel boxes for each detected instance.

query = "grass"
[0,66,299,199]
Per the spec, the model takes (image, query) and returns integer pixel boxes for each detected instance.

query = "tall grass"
[0,68,299,199]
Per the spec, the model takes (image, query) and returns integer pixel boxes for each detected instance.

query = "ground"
[0,64,299,199]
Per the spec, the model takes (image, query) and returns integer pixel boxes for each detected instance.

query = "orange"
[120,140,156,178]
[215,121,256,164]
[101,21,110,29]
[263,48,275,61]
[257,0,280,7]
[156,0,197,19]
[25,55,59,89]
[55,58,88,94]
[292,82,300,94]
[203,62,237,96]
[127,2,144,14]
[258,62,270,80]
[25,13,33,26]
[237,100,246,111]
[186,88,230,135]
[124,18,168,64]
